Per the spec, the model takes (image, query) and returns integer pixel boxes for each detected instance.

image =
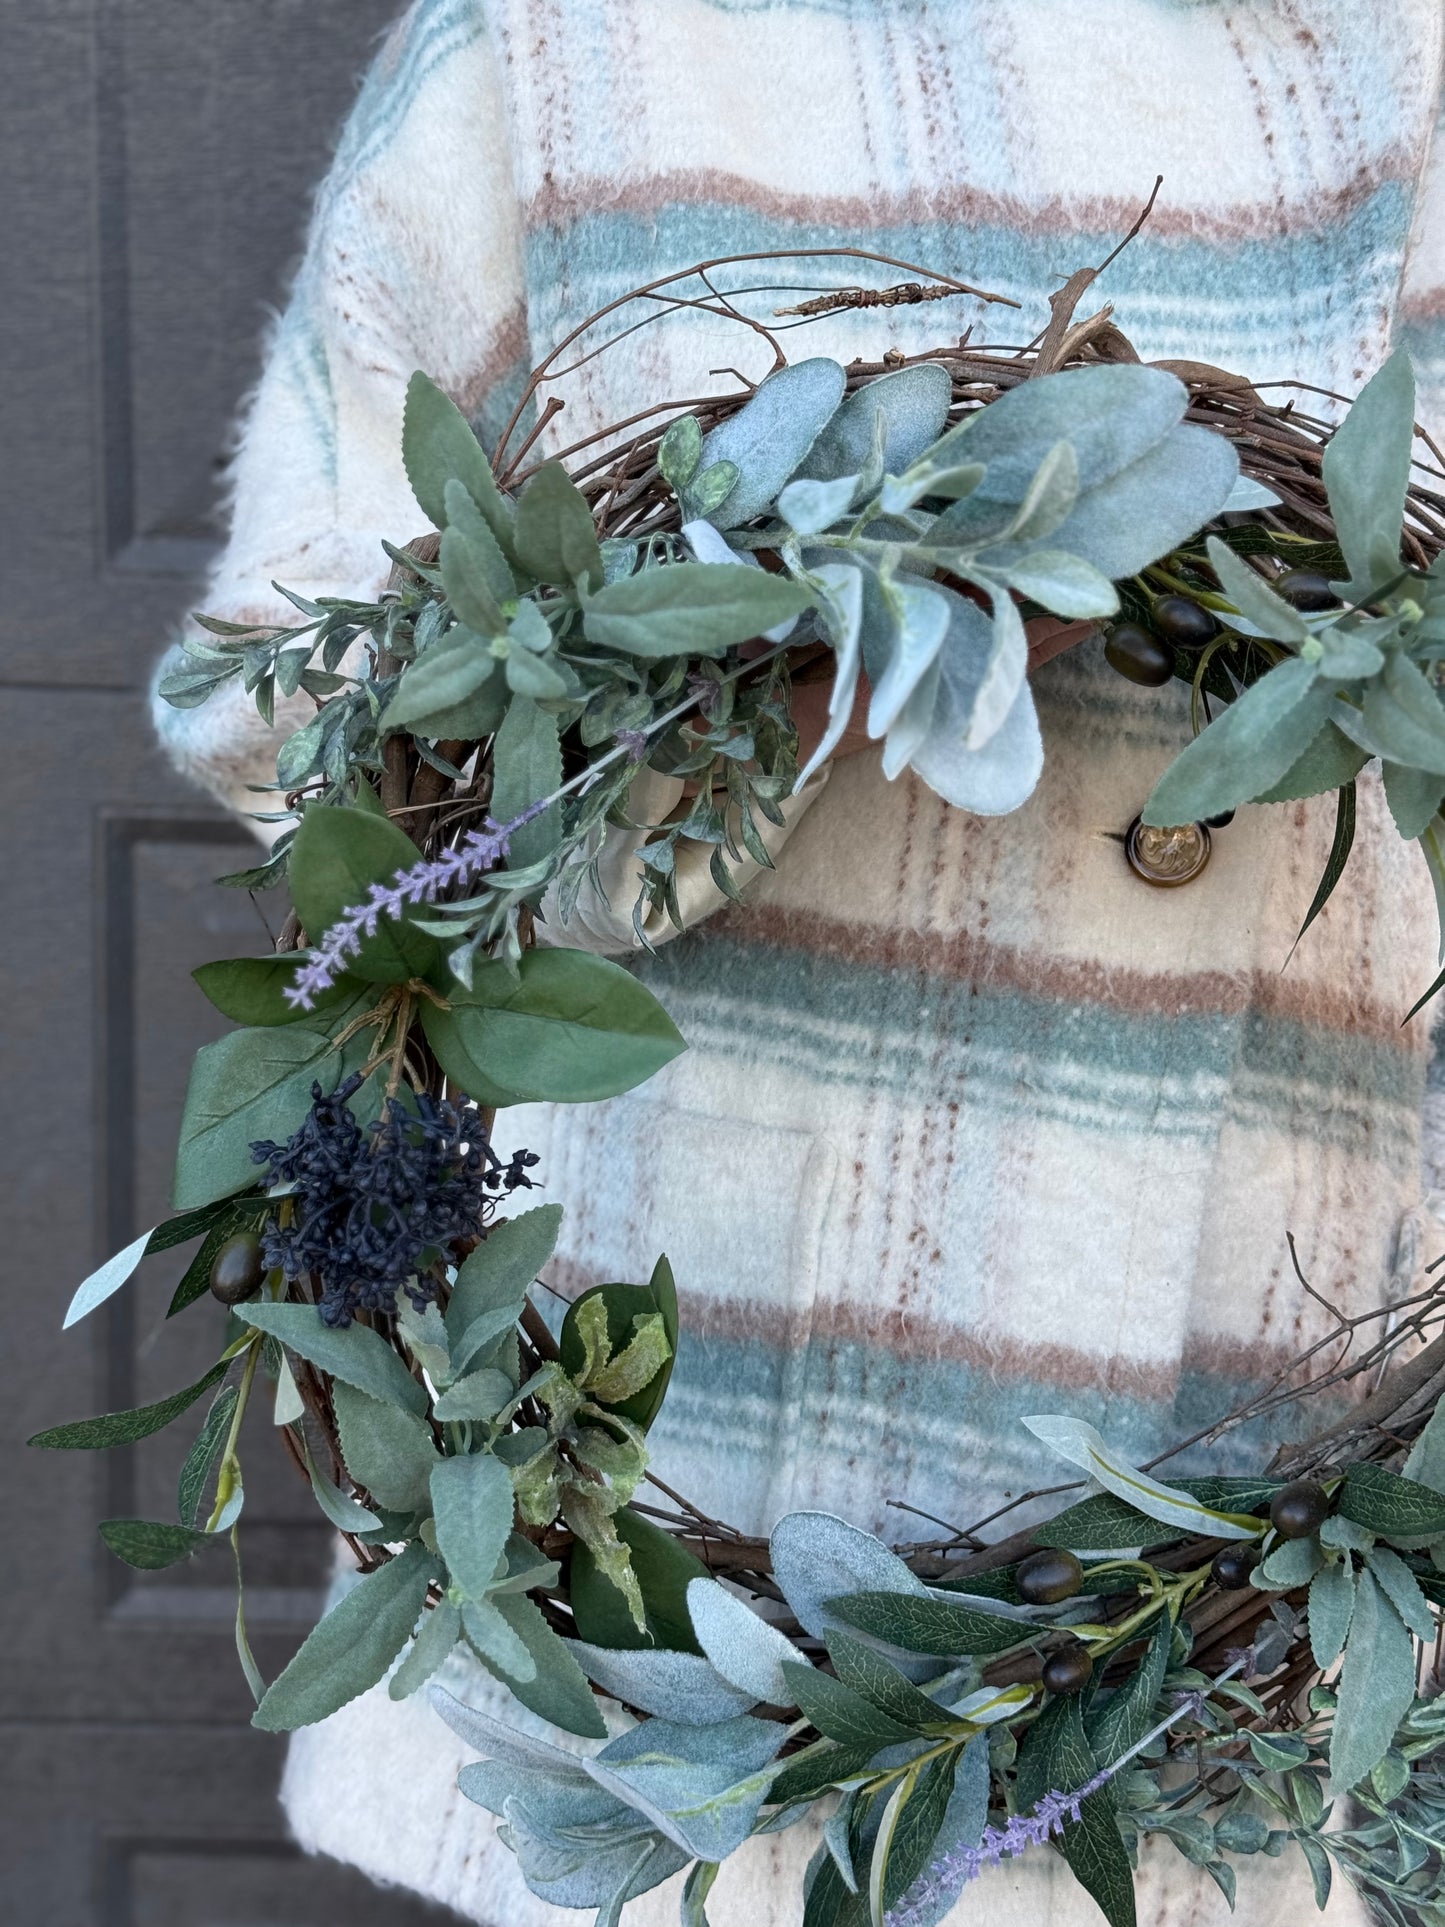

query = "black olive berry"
[1103,622,1174,687]
[209,1230,266,1306]
[1210,1545,1260,1590]
[1205,809,1236,829]
[1151,595,1218,647]
[1041,1641,1094,1696]
[1269,1480,1330,1540]
[1276,569,1339,612]
[1015,1548,1085,1605]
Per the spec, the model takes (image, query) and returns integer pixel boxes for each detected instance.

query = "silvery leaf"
[699,359,847,528]
[1206,537,1309,644]
[1002,549,1118,621]
[1309,1560,1356,1671]
[687,1577,811,1704]
[880,655,943,779]
[824,1790,860,1891]
[431,1451,514,1602]
[879,461,986,514]
[1001,440,1079,546]
[795,362,952,483]
[928,363,1188,499]
[462,1598,538,1681]
[770,1511,927,1639]
[896,1732,990,1927]
[502,1795,685,1910]
[968,592,1029,750]
[1251,715,1371,803]
[584,1715,785,1862]
[1002,422,1239,579]
[909,664,1043,817]
[459,1758,627,1827]
[777,474,862,536]
[1143,658,1332,826]
[1314,626,1384,680]
[389,1595,462,1701]
[569,1642,757,1723]
[1322,349,1415,596]
[1022,1415,1260,1539]
[62,1228,154,1329]
[1361,651,1445,776]
[1330,1572,1418,1792]
[1365,1546,1437,1640]
[1319,1516,1374,1552]
[868,579,951,736]
[795,561,866,787]
[681,518,800,642]
[428,1685,603,1775]
[1223,474,1284,511]
[1384,761,1445,841]
[1253,1534,1324,1590]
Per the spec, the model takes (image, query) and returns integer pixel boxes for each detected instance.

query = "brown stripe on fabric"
[454,301,532,421]
[524,158,1421,249]
[701,902,1415,1046]
[541,1254,1355,1404]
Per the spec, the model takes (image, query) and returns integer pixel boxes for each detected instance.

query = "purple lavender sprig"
[283,800,549,1011]
[886,1684,1215,1926]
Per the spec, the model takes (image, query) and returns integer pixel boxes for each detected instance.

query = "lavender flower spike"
[282,800,550,1011]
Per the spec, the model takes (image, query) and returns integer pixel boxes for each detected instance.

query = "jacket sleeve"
[150,1,528,827]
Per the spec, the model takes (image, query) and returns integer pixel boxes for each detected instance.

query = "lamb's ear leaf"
[794,361,953,485]
[1322,349,1415,596]
[697,358,848,528]
[253,1541,440,1731]
[403,371,516,557]
[473,1592,608,1739]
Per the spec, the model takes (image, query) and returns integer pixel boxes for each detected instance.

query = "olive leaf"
[1021,1415,1260,1539]
[30,1358,230,1450]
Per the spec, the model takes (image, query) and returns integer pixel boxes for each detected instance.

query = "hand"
[792,615,1098,773]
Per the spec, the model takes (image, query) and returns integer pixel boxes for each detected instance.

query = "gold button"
[1125,817,1211,887]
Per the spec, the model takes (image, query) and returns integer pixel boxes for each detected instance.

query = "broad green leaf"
[421,948,685,1106]
[1086,1610,1171,1764]
[1252,719,1370,802]
[796,362,952,485]
[688,1576,808,1705]
[178,1384,239,1526]
[481,1592,608,1738]
[1021,1415,1260,1538]
[172,1024,348,1209]
[489,695,562,873]
[235,1302,426,1414]
[698,358,847,527]
[571,1506,708,1654]
[402,371,515,557]
[827,1590,1023,1658]
[383,629,507,739]
[582,563,813,658]
[144,1198,242,1256]
[191,955,369,1028]
[431,1450,515,1601]
[254,1541,440,1730]
[100,1518,219,1570]
[1340,1462,1445,1540]
[782,1659,918,1746]
[62,1227,155,1330]
[333,1381,437,1510]
[1016,1694,1136,1927]
[560,1262,677,1430]
[288,803,438,985]
[681,1861,719,1927]
[389,1595,462,1701]
[1002,549,1118,620]
[658,414,703,491]
[1206,536,1309,644]
[513,461,604,592]
[30,1358,229,1450]
[1141,659,1333,829]
[1322,349,1415,595]
[825,1631,954,1731]
[445,1203,563,1350]
[1330,1571,1418,1791]
[1309,1557,1357,1669]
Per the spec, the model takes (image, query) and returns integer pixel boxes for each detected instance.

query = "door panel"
[0,6,463,1920]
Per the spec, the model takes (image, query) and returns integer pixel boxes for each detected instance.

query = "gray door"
[2,6,459,1920]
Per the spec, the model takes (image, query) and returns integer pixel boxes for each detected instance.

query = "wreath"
[31,244,1445,1927]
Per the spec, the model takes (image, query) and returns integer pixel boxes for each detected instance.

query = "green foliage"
[513,460,605,592]
[99,1519,222,1570]
[333,1381,437,1511]
[571,1508,709,1653]
[254,1541,441,1731]
[582,562,813,658]
[559,1255,678,1431]
[289,804,438,984]
[30,1358,229,1450]
[420,947,685,1105]
[402,370,515,556]
[235,1302,427,1414]
[1017,1696,1136,1927]
[430,1450,514,1601]
[192,955,368,1027]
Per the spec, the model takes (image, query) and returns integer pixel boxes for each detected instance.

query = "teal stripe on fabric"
[633,934,1423,1160]
[329,0,486,193]
[647,1323,1358,1535]
[523,184,1418,369]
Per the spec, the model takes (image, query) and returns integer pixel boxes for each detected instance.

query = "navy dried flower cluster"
[251,1073,539,1326]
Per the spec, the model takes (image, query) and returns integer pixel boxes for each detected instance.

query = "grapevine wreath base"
[33,242,1445,1926]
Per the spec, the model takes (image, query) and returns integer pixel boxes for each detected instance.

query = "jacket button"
[1125,817,1211,886]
